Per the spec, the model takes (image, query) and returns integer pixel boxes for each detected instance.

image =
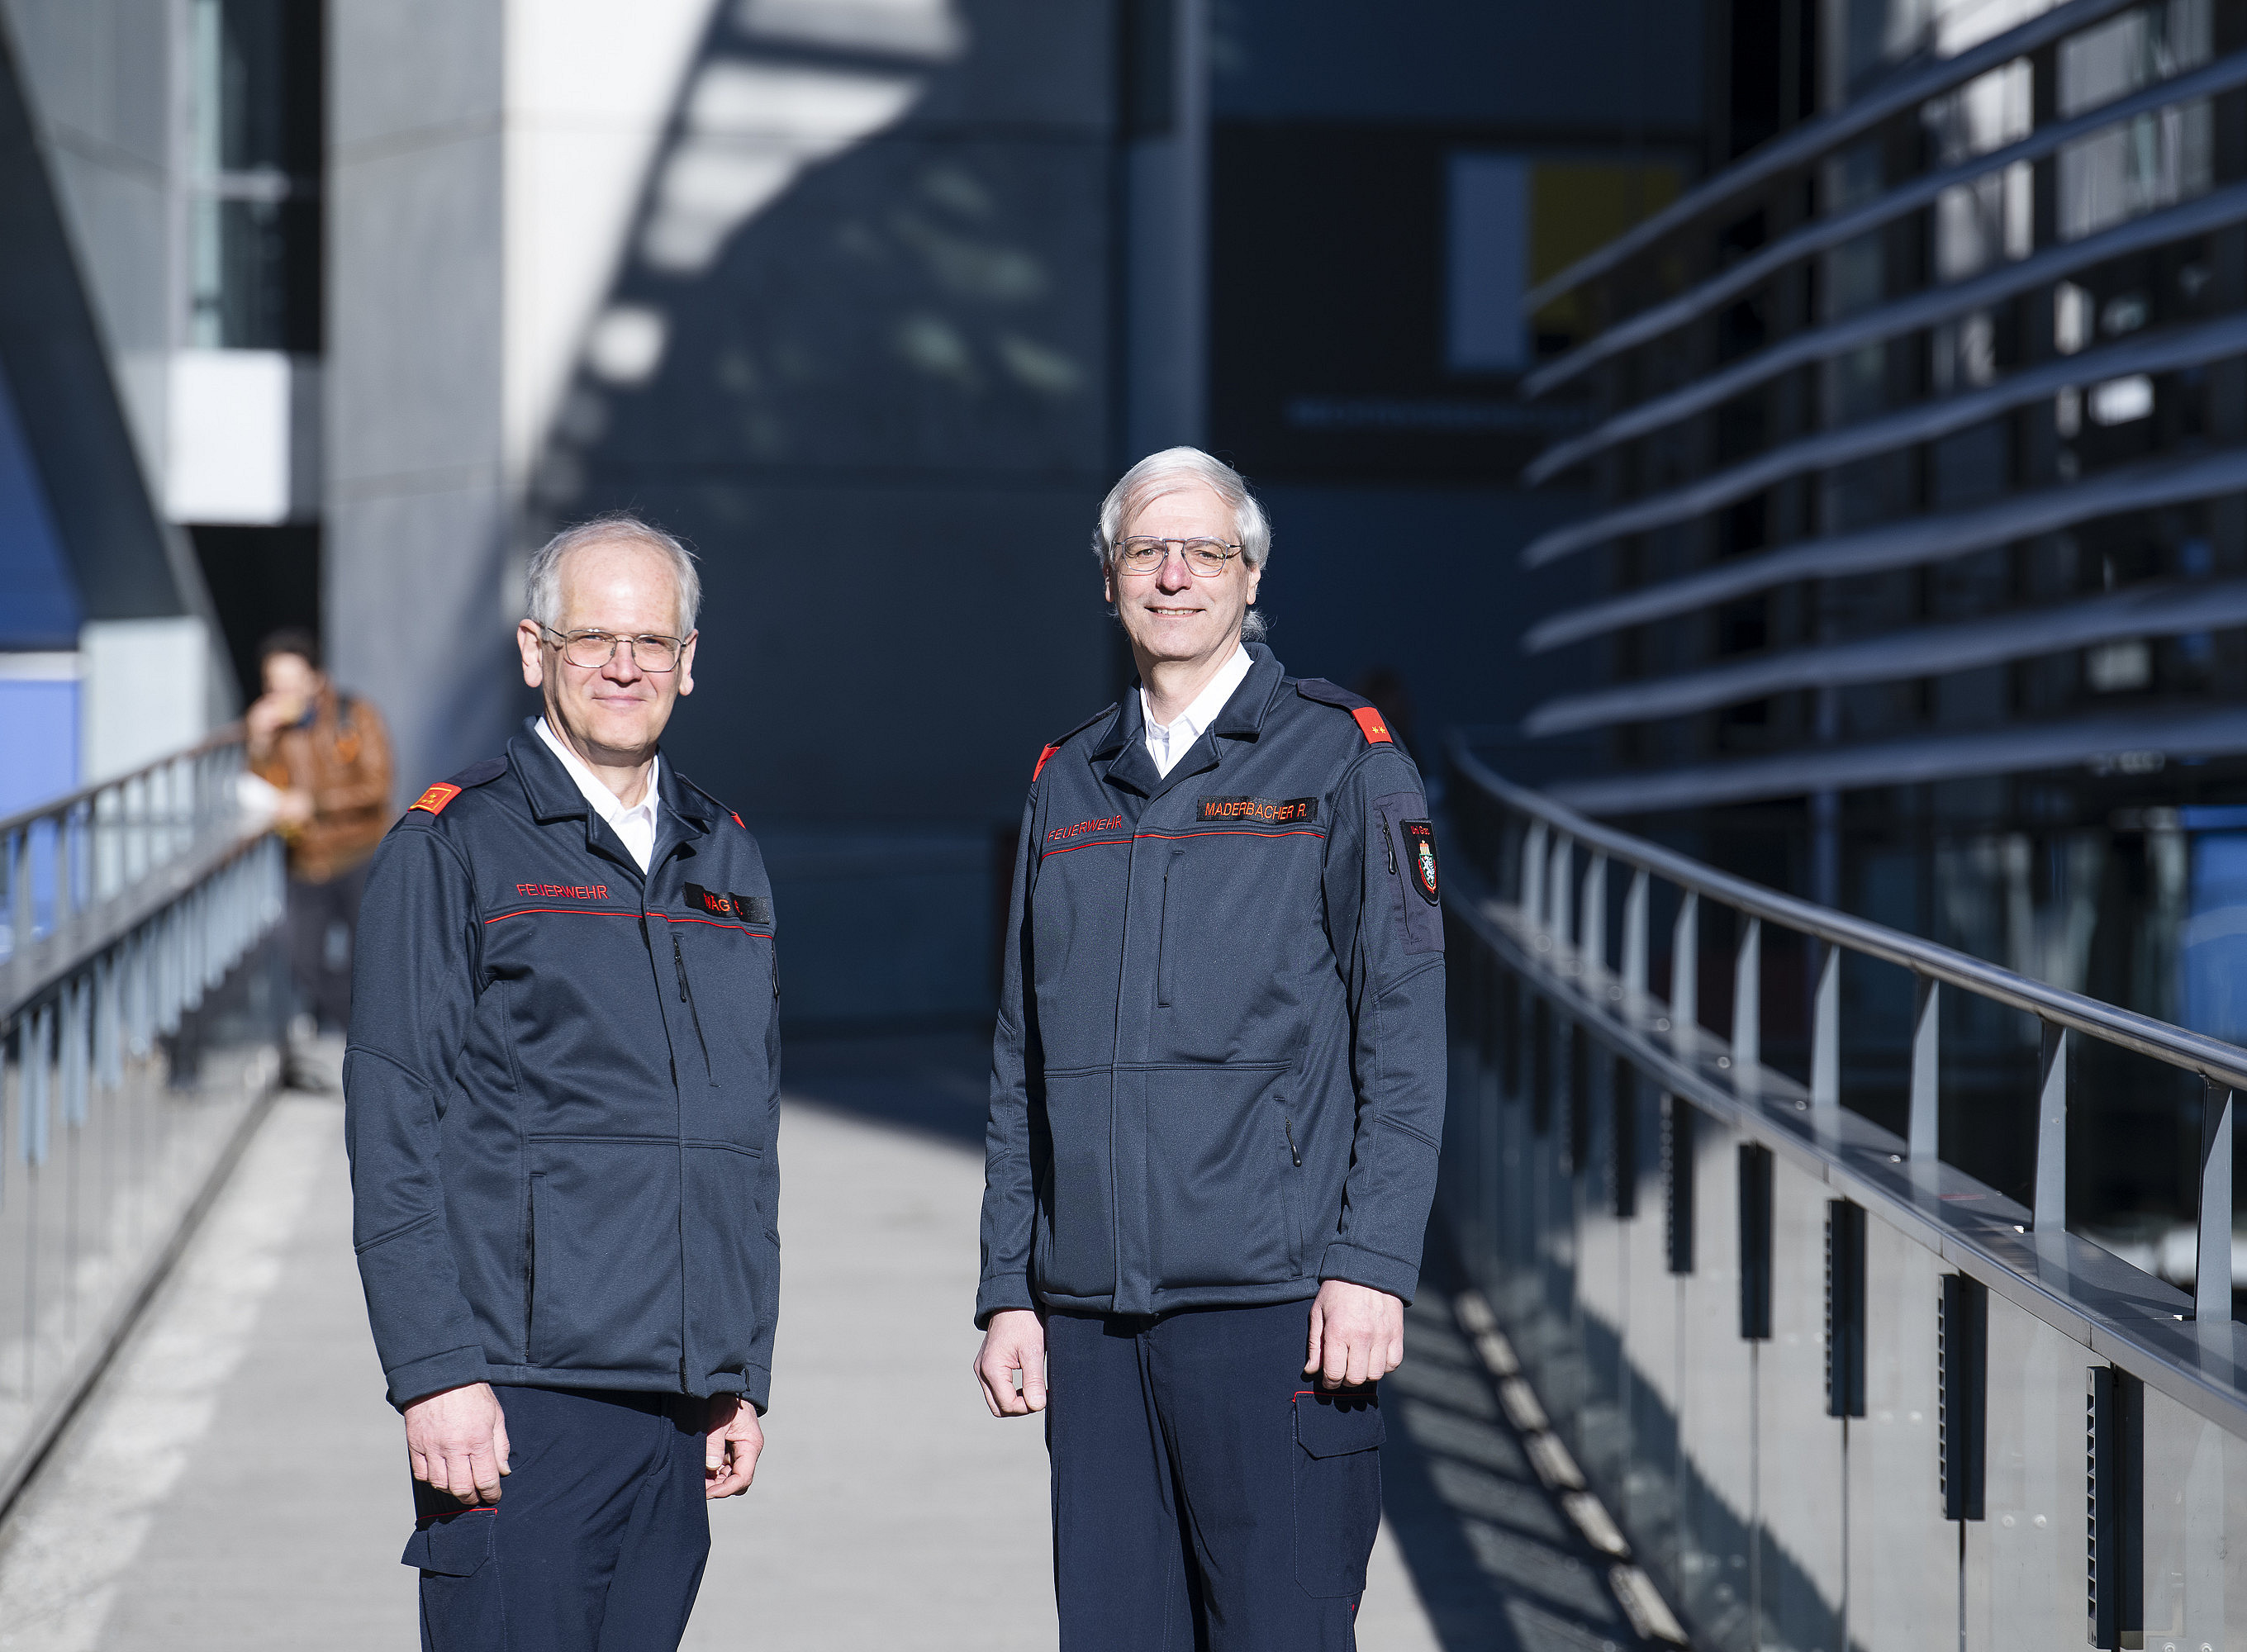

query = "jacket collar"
[1095,643,1285,799]
[508,719,710,872]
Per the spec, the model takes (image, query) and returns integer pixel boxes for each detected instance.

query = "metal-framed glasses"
[539,626,689,672]
[1113,537,1242,577]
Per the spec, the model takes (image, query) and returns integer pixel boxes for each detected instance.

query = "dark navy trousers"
[1046,1298,1384,1651]
[404,1386,712,1652]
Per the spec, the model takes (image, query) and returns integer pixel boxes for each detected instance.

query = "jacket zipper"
[1383,819,1397,876]
[523,1176,539,1360]
[671,929,715,1080]
[1157,848,1185,1008]
[1284,1115,1303,1167]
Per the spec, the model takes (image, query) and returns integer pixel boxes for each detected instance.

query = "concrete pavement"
[0,1045,1442,1649]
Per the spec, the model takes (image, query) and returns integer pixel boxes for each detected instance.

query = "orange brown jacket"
[252,686,396,883]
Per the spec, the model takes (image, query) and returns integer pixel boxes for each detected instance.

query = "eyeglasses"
[539,626,689,672]
[1113,537,1242,577]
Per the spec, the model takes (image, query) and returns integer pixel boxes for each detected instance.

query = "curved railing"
[1437,746,2242,1650]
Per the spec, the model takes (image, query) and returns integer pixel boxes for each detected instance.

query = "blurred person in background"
[974,448,1447,1649]
[246,627,393,1089]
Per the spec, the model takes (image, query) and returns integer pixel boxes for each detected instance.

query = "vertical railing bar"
[2197,1084,2235,1324]
[1549,836,1574,952]
[1671,891,1698,1039]
[1524,820,1548,932]
[1582,852,1608,975]
[1811,941,1840,1110]
[1622,868,1650,1001]
[2033,1022,2068,1233]
[1732,917,1760,1075]
[1910,976,1941,1162]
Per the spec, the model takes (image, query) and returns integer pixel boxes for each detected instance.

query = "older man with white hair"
[974,449,1447,1648]
[346,514,779,1652]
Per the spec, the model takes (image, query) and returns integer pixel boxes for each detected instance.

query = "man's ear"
[517,620,546,689]
[676,632,697,698]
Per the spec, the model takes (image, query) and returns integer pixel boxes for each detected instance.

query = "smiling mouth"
[1146,605,1203,617]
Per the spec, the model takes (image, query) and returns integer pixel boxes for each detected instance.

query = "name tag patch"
[684,883,772,924]
[1197,795,1318,827]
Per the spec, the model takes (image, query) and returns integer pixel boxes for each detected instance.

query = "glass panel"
[1846,1218,1957,1652]
[2140,1381,2243,1651]
[1674,1111,1756,1651]
[1575,1050,1629,1498]
[1619,1083,1684,1583]
[1758,1155,1845,1652]
[1964,1292,2088,1650]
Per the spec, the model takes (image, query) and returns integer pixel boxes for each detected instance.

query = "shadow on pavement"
[786,1032,1664,1650]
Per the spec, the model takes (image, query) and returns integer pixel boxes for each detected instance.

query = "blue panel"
[2181,832,2247,1042]
[0,365,80,648]
[0,678,78,817]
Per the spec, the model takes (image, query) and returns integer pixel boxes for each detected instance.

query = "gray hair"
[525,514,701,638]
[1094,447,1271,642]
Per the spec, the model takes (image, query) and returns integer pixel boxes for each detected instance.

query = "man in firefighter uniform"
[974,448,1447,1649]
[347,515,779,1651]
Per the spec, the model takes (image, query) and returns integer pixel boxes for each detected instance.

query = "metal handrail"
[0,724,268,1024]
[1456,743,2247,1091]
[0,724,248,843]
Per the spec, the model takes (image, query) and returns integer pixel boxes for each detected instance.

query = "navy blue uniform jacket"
[976,644,1447,1325]
[344,724,781,1412]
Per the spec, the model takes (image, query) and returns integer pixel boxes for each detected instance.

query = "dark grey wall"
[538,0,1122,829]
[1212,0,1704,130]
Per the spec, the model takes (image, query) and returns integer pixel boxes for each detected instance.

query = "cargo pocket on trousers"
[1293,1386,1385,1597]
[401,1509,496,1576]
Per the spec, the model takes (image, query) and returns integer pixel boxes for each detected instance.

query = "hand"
[244,691,299,755]
[273,789,315,829]
[704,1395,763,1498]
[403,1382,510,1504]
[973,1308,1047,1417]
[1304,1280,1404,1389]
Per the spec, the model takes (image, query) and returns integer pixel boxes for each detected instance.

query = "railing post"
[1523,821,1548,932]
[1910,976,1941,1162]
[2197,1083,2235,1324]
[1581,853,1607,973]
[9,828,28,961]
[1732,918,1760,1074]
[1549,837,1574,952]
[1670,891,1698,1037]
[1622,869,1649,1000]
[2033,1022,2067,1233]
[1811,942,1840,1110]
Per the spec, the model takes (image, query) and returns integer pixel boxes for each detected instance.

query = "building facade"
[1513,0,2247,1233]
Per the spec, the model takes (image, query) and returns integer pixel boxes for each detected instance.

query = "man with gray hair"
[347,514,780,1650]
[974,449,1447,1646]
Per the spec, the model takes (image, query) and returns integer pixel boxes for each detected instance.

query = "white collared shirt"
[535,716,661,873]
[1142,645,1254,778]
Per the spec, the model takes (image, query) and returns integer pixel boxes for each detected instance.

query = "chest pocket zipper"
[1157,848,1185,1008]
[671,929,715,1083]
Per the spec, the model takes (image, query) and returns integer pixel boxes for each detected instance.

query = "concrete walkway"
[0,1044,1442,1650]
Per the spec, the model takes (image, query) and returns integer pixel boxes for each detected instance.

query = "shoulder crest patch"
[1350,705,1393,745]
[410,782,463,816]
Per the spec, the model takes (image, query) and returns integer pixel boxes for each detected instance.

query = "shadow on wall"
[530,0,1123,1026]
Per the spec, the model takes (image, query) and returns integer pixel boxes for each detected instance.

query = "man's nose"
[603,643,645,683]
[1156,551,1194,593]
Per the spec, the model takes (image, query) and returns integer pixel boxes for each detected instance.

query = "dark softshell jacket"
[976,645,1447,1325]
[345,724,781,1412]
